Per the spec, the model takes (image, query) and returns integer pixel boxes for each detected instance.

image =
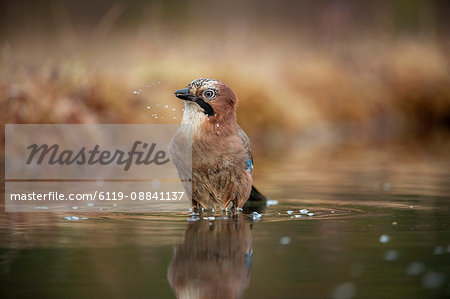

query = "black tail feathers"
[248,185,266,202]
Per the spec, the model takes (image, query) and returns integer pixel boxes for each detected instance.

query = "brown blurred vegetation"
[1,0,450,157]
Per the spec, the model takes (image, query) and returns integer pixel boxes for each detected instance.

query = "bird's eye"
[203,89,216,100]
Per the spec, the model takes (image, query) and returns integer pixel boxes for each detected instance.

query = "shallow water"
[1,150,449,298]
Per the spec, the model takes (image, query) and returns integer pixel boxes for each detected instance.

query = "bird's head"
[174,78,238,120]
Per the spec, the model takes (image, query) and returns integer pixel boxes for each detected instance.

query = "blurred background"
[1,0,449,158]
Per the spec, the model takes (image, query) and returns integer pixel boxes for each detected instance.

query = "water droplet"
[379,234,390,243]
[287,210,294,215]
[406,262,425,275]
[266,199,278,207]
[307,212,314,216]
[151,179,161,189]
[72,206,79,210]
[87,203,94,207]
[279,236,291,245]
[133,91,138,94]
[251,211,262,221]
[433,245,444,255]
[64,216,81,221]
[172,108,176,111]
[332,282,356,299]
[422,271,446,289]
[216,123,220,127]
[295,215,302,218]
[34,206,49,210]
[384,249,398,261]
[299,209,309,214]
[146,106,151,110]
[173,117,177,119]
[164,105,169,108]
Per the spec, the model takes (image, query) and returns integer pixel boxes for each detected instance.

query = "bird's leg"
[191,199,202,213]
[228,195,239,215]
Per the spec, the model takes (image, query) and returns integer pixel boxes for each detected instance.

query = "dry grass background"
[1,0,450,158]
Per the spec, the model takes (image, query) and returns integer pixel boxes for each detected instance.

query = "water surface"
[1,150,449,298]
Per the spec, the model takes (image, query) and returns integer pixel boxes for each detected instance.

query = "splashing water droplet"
[251,211,262,221]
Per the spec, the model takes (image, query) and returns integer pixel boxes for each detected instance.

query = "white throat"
[181,101,209,130]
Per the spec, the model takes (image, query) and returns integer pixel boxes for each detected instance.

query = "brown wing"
[237,125,253,167]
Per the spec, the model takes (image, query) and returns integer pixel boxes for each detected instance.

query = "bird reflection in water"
[168,215,253,299]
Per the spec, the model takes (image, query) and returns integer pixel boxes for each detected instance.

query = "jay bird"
[169,78,265,212]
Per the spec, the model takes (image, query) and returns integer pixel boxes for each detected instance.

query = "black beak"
[174,87,216,116]
[174,88,198,101]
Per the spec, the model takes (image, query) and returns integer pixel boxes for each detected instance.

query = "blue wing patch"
[245,159,253,174]
[245,249,253,268]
